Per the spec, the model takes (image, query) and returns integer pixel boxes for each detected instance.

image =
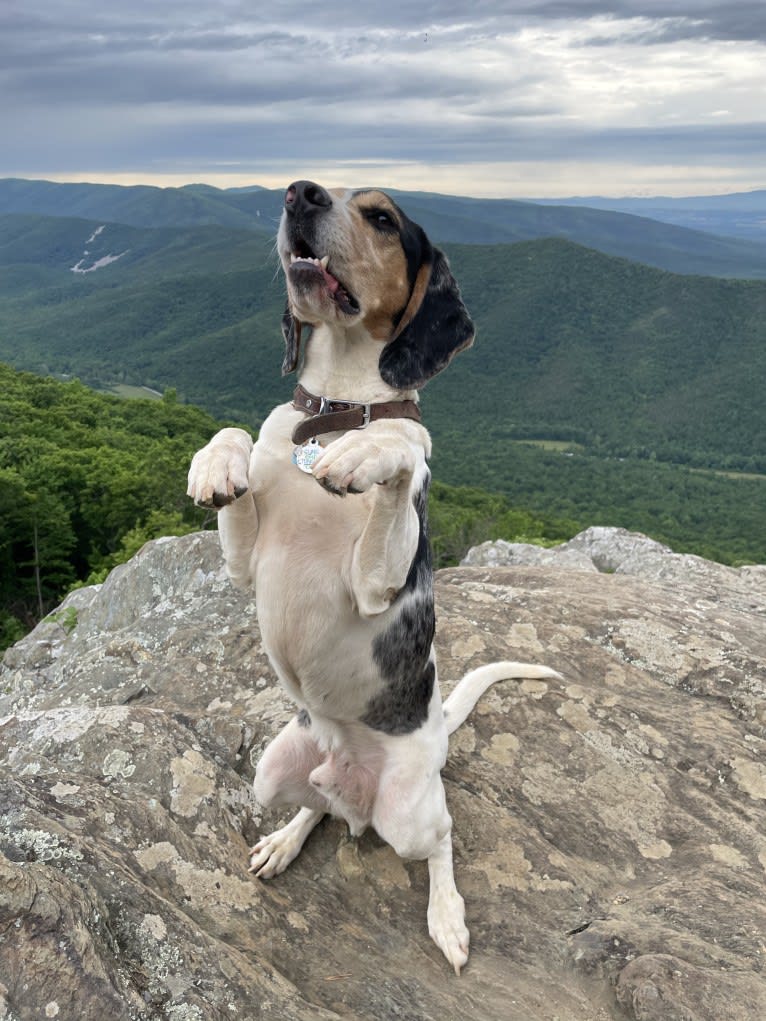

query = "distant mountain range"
[3,178,766,279]
[528,189,766,243]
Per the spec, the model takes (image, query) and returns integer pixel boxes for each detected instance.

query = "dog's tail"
[443,661,564,736]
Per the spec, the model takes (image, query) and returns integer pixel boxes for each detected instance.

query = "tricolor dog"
[187,181,561,972]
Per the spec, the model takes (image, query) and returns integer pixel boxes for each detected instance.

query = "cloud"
[1,1,765,196]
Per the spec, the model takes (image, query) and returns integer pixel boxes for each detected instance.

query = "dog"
[187,180,561,973]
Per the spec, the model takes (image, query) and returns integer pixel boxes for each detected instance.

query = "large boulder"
[463,525,766,615]
[1,530,764,1020]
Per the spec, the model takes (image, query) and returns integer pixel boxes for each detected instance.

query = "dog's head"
[277,181,474,389]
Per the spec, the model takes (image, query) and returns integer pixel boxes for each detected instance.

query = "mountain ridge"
[2,212,764,477]
[528,188,766,242]
[3,177,766,278]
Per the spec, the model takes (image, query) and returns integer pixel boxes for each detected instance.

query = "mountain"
[387,189,766,278]
[2,211,764,472]
[0,178,280,232]
[3,177,766,278]
[529,189,766,243]
[435,239,766,469]
[0,213,285,424]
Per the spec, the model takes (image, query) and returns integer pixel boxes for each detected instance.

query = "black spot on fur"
[281,305,312,376]
[362,473,435,735]
[402,470,432,595]
[296,708,311,728]
[363,657,435,736]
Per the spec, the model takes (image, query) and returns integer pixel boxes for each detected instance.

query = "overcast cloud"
[2,1,764,196]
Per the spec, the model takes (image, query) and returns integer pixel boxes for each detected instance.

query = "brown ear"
[281,304,305,375]
[378,247,474,390]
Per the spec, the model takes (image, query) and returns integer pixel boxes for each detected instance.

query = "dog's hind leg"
[249,806,325,878]
[373,756,469,974]
[426,829,469,975]
[249,714,328,878]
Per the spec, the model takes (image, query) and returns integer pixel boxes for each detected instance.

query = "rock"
[460,536,597,573]
[1,531,765,1020]
[463,525,766,615]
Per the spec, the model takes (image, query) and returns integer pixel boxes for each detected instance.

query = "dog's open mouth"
[288,246,360,316]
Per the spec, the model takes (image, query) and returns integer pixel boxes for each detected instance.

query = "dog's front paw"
[313,433,414,496]
[187,427,253,509]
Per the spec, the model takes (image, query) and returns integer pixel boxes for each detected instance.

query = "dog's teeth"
[289,253,328,270]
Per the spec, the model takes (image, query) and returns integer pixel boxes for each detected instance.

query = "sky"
[2,1,765,198]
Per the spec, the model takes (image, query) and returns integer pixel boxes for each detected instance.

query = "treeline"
[0,365,574,650]
[0,365,217,647]
[430,426,766,567]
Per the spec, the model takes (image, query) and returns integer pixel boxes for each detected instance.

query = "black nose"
[284,180,332,214]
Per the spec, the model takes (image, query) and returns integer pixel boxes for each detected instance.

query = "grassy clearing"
[513,439,585,453]
[104,384,163,400]
[689,466,766,482]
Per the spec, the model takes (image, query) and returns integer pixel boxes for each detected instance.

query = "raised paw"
[187,427,253,509]
[428,885,470,975]
[313,431,415,496]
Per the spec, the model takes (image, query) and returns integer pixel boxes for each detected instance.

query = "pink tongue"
[321,265,340,294]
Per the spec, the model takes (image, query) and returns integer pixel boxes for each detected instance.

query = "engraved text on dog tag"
[292,437,323,474]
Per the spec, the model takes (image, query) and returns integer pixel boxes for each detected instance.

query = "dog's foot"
[187,427,253,509]
[248,828,302,878]
[427,885,470,975]
[313,431,415,495]
[248,807,323,879]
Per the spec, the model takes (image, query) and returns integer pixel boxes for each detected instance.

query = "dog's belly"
[252,536,389,721]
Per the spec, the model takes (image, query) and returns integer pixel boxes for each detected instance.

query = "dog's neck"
[298,321,415,404]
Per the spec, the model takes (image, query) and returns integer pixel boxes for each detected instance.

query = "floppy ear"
[281,304,307,376]
[378,247,474,390]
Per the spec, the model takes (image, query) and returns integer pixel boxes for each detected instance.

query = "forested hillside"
[436,241,766,472]
[2,214,765,472]
[0,366,215,647]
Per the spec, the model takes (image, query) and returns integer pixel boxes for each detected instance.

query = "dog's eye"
[368,209,397,232]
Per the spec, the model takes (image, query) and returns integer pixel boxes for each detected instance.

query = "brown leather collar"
[292,384,421,445]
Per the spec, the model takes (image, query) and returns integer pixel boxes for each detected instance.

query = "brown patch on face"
[344,191,414,342]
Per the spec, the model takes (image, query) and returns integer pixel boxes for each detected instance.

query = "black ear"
[378,247,474,390]
[281,304,307,376]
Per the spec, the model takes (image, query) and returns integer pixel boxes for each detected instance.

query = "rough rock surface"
[1,529,765,1020]
[463,526,766,616]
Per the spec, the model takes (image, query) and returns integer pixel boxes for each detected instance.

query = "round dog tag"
[292,437,323,474]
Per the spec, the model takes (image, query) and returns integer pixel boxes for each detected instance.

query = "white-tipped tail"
[442,661,564,736]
